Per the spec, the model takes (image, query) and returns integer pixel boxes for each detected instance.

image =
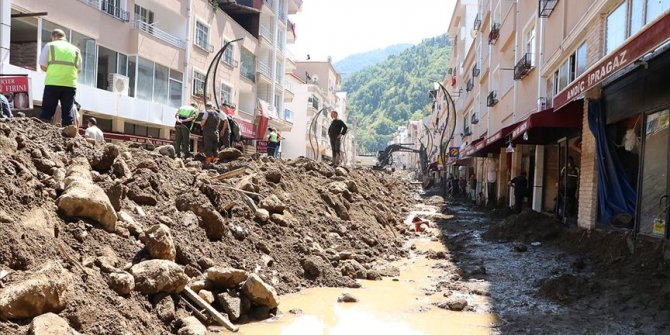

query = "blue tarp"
[588,100,637,225]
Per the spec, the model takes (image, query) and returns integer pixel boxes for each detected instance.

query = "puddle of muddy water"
[238,237,497,335]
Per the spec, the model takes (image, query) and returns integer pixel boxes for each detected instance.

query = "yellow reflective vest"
[45,40,81,88]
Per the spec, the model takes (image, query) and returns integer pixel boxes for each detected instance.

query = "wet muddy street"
[236,196,670,335]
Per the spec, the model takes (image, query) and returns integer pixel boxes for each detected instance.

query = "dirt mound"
[0,118,415,334]
[483,209,562,242]
[537,274,601,303]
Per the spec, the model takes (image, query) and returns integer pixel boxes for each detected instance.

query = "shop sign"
[511,120,530,140]
[652,217,666,236]
[235,117,255,138]
[256,140,268,153]
[0,76,32,110]
[103,132,172,146]
[448,147,459,158]
[554,11,670,110]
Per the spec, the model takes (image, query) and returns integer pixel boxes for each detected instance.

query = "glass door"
[639,109,669,238]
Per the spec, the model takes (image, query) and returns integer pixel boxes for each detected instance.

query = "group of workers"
[174,102,240,163]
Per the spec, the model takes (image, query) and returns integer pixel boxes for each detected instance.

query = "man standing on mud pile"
[510,171,528,213]
[327,110,348,167]
[200,102,221,164]
[39,29,81,130]
[174,102,199,159]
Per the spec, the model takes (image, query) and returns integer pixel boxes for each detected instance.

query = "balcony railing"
[488,23,500,45]
[487,91,498,107]
[474,13,482,31]
[195,40,214,53]
[514,53,534,80]
[539,0,559,18]
[466,78,474,92]
[79,0,129,22]
[472,64,480,77]
[241,64,256,82]
[260,24,274,43]
[257,61,272,79]
[134,20,186,49]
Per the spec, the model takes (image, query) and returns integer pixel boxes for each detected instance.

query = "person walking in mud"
[327,110,348,167]
[174,102,199,159]
[510,171,528,213]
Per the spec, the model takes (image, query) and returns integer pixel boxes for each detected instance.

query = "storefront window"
[71,31,97,87]
[169,70,183,108]
[10,16,39,70]
[97,46,117,90]
[558,59,569,91]
[153,63,169,105]
[575,43,587,77]
[137,57,154,101]
[606,2,627,54]
[630,0,646,35]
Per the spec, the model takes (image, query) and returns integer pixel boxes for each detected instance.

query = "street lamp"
[203,38,244,109]
[432,81,457,195]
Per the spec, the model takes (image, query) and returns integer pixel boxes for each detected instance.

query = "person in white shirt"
[84,117,105,143]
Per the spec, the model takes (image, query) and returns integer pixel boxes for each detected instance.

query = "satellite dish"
[311,74,319,83]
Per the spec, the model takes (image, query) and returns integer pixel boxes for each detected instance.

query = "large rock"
[264,169,282,184]
[439,298,468,311]
[205,267,248,289]
[218,148,243,161]
[340,259,367,279]
[56,157,117,232]
[235,175,258,193]
[242,274,279,308]
[302,256,324,279]
[108,272,134,295]
[143,224,176,261]
[190,204,227,241]
[30,312,80,335]
[177,316,206,335]
[328,181,349,194]
[93,144,119,172]
[157,145,176,158]
[130,260,188,295]
[217,292,242,321]
[112,158,132,179]
[260,195,285,214]
[0,263,72,320]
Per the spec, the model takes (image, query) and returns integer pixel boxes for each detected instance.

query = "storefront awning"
[510,100,583,144]
[469,122,521,156]
[235,117,255,139]
[462,137,486,157]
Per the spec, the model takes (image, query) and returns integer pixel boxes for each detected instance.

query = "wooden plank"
[213,167,248,181]
[182,287,239,332]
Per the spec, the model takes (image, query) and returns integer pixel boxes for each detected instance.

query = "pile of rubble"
[0,117,415,334]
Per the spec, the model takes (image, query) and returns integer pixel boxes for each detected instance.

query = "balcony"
[263,0,275,13]
[134,20,186,49]
[257,61,272,80]
[260,24,274,44]
[466,78,474,92]
[79,0,130,22]
[514,53,534,80]
[473,14,482,31]
[488,23,500,45]
[487,91,498,107]
[539,0,559,18]
[472,64,480,77]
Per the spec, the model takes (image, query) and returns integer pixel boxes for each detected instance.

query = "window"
[525,25,536,65]
[240,48,256,82]
[647,0,670,23]
[71,31,97,87]
[117,53,128,76]
[558,59,570,92]
[606,2,627,54]
[97,46,117,90]
[128,56,136,97]
[195,21,210,51]
[575,42,587,77]
[137,57,154,101]
[222,39,235,66]
[153,63,169,105]
[124,123,160,137]
[284,109,294,122]
[631,0,646,34]
[221,83,233,104]
[169,70,183,107]
[134,5,154,24]
[193,70,205,96]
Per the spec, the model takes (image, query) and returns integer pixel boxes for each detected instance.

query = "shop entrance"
[638,109,669,239]
[556,136,582,223]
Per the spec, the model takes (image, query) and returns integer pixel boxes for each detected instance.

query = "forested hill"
[343,34,450,154]
[334,44,412,79]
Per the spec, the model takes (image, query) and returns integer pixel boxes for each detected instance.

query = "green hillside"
[343,34,451,154]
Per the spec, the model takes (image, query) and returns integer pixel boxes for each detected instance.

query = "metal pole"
[203,38,244,109]
[435,81,457,196]
[309,107,329,160]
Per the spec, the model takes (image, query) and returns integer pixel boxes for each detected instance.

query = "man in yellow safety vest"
[174,103,199,159]
[39,29,81,127]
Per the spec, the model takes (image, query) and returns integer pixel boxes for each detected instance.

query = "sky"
[289,0,456,62]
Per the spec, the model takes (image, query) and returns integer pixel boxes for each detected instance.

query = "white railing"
[260,25,274,43]
[134,20,186,49]
[257,61,272,78]
[79,0,129,22]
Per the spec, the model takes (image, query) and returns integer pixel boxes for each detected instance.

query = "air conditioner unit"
[311,74,319,84]
[108,73,129,96]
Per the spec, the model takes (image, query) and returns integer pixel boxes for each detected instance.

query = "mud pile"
[483,209,562,242]
[0,117,414,334]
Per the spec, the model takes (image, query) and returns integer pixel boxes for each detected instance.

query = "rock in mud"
[130,260,188,294]
[117,211,143,236]
[217,292,242,321]
[255,208,270,222]
[271,212,295,227]
[29,312,80,335]
[235,174,259,193]
[61,125,77,138]
[112,158,132,178]
[190,203,227,241]
[177,316,206,335]
[337,293,358,303]
[108,271,134,295]
[439,298,468,311]
[198,289,215,304]
[143,224,176,261]
[302,256,324,279]
[242,274,279,308]
[205,267,248,289]
[92,143,119,172]
[340,259,367,279]
[218,148,243,161]
[136,159,158,172]
[157,145,176,158]
[0,263,72,319]
[376,263,400,277]
[264,169,282,184]
[366,270,382,281]
[153,293,176,323]
[56,157,117,232]
[260,194,285,214]
[513,242,528,252]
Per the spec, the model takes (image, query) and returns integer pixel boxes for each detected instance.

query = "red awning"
[235,117,255,139]
[429,162,439,171]
[469,122,520,156]
[510,100,583,144]
[461,137,485,157]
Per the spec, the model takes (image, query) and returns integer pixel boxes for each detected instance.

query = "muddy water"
[239,236,497,335]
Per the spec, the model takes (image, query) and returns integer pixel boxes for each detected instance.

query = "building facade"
[441,0,670,240]
[1,0,301,151]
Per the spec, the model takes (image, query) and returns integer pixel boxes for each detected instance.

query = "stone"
[264,169,282,184]
[158,215,174,227]
[302,256,323,278]
[439,298,468,311]
[33,158,57,175]
[335,167,348,177]
[205,267,248,289]
[94,144,120,172]
[0,263,72,320]
[255,208,270,222]
[30,312,80,335]
[242,274,279,308]
[184,264,202,278]
[136,159,159,172]
[61,125,78,138]
[153,293,176,323]
[366,270,382,281]
[190,203,227,241]
[328,181,349,194]
[130,260,188,295]
[56,157,117,232]
[346,180,359,193]
[197,257,216,271]
[271,213,294,227]
[340,259,367,279]
[117,211,143,236]
[376,264,400,277]
[235,175,258,193]
[260,194,285,214]
[218,148,243,161]
[143,224,176,261]
[337,293,358,303]
[112,158,132,179]
[127,187,158,206]
[251,305,272,320]
[157,145,176,158]
[513,242,528,252]
[108,272,135,295]
[198,289,215,304]
[216,292,242,321]
[104,182,126,212]
[177,316,206,335]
